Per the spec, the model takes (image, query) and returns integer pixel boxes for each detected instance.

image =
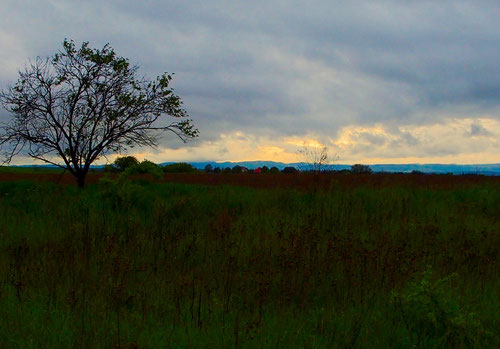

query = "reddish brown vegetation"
[160,172,500,190]
[0,172,105,186]
[1,171,499,189]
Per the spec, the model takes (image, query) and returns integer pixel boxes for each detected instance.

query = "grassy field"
[0,173,499,348]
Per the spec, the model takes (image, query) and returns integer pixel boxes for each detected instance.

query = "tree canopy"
[0,40,198,187]
[113,156,139,172]
[351,164,373,174]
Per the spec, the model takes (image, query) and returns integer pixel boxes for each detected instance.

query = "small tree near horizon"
[282,166,298,174]
[351,164,373,174]
[297,144,337,173]
[163,162,196,173]
[113,156,139,172]
[0,40,198,187]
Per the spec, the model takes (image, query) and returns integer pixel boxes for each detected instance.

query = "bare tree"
[297,144,337,173]
[0,40,198,187]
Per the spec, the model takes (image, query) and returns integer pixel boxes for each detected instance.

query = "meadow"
[0,172,499,348]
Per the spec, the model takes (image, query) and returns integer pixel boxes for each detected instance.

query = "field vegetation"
[0,171,499,348]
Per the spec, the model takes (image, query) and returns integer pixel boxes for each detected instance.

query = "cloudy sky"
[1,0,499,164]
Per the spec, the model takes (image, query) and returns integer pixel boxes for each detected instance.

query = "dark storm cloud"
[1,0,499,159]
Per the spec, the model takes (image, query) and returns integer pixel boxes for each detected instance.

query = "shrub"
[269,166,280,174]
[113,156,140,171]
[162,162,197,173]
[103,164,118,173]
[231,165,243,174]
[351,164,373,174]
[125,159,163,178]
[391,266,496,347]
[282,166,298,174]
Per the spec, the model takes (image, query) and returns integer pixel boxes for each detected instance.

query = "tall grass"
[0,177,498,348]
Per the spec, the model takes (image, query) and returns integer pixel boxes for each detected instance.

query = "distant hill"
[160,161,500,175]
[7,162,500,175]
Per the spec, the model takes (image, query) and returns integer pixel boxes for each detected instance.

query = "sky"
[1,0,499,165]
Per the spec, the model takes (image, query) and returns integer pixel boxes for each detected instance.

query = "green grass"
[0,177,499,348]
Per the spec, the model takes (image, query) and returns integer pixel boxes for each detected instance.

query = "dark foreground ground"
[0,173,499,348]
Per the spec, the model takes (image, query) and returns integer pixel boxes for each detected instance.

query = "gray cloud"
[469,120,492,137]
[1,0,499,162]
[400,131,420,146]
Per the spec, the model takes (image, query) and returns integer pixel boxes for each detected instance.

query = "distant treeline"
[105,157,490,176]
[6,158,499,176]
[104,156,377,175]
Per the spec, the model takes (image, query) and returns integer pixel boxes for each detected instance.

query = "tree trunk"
[76,173,86,188]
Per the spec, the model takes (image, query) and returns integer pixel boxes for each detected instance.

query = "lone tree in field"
[0,40,198,187]
[297,144,337,173]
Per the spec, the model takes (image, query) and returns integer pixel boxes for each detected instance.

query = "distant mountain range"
[10,161,500,175]
[159,161,500,175]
